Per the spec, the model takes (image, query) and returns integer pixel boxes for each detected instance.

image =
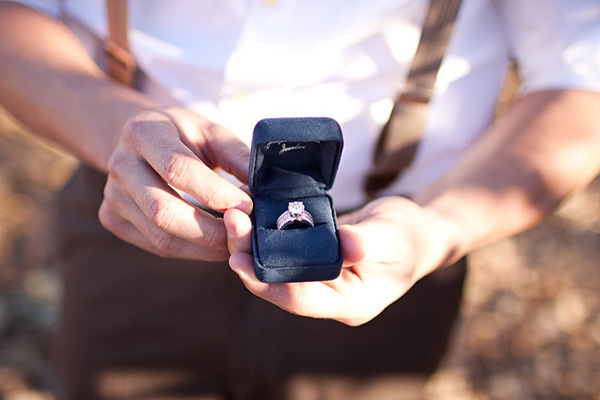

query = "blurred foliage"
[0,107,74,399]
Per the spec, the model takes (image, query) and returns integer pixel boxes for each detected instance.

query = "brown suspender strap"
[105,0,136,87]
[364,0,463,197]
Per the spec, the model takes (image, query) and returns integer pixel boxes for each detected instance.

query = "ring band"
[277,201,314,230]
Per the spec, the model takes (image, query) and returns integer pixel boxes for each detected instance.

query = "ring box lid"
[249,117,343,199]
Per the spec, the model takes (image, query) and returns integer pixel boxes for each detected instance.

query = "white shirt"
[12,0,600,210]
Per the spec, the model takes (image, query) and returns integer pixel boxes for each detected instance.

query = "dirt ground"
[0,104,599,400]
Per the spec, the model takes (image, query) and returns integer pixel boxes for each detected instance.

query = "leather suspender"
[105,0,463,195]
[105,0,136,87]
[365,0,463,196]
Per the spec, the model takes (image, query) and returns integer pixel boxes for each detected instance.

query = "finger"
[203,124,251,184]
[229,252,257,280]
[228,252,315,314]
[228,254,369,324]
[122,111,252,213]
[161,108,251,184]
[239,184,252,197]
[99,200,229,261]
[223,208,253,255]
[338,224,368,266]
[105,161,229,251]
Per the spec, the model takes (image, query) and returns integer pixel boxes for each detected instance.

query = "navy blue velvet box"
[249,117,344,283]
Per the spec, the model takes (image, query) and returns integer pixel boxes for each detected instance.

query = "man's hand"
[223,90,600,326]
[0,4,252,262]
[225,197,459,326]
[99,108,253,261]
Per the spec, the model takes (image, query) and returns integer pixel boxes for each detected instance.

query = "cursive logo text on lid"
[278,143,306,154]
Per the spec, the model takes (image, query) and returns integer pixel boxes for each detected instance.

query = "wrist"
[416,205,468,276]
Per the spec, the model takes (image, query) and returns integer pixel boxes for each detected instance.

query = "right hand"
[225,196,460,326]
[98,107,253,261]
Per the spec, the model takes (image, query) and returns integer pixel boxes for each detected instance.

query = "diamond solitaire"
[276,201,315,230]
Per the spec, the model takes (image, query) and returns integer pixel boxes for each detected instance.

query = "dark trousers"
[53,166,466,400]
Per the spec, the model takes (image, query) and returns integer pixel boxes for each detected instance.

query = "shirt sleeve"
[3,0,61,17]
[497,0,600,94]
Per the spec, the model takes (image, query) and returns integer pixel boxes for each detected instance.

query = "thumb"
[339,224,367,266]
[339,220,405,266]
[223,208,253,255]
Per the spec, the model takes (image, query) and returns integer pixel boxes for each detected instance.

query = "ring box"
[249,117,344,283]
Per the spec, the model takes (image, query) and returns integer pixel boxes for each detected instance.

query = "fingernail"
[232,198,253,215]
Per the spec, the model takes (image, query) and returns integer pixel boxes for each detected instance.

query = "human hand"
[225,196,459,326]
[99,108,253,261]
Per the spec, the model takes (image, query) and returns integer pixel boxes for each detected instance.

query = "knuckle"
[98,202,114,231]
[199,222,227,251]
[123,113,174,147]
[151,231,178,258]
[102,180,119,206]
[123,117,149,144]
[98,201,125,237]
[162,153,189,186]
[201,184,222,209]
[106,151,129,180]
[148,197,175,232]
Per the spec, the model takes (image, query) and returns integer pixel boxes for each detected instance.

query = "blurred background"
[0,99,599,399]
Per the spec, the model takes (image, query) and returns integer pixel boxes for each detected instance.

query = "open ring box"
[249,117,344,283]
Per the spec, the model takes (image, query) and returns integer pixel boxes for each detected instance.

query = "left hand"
[225,196,458,326]
[99,108,253,261]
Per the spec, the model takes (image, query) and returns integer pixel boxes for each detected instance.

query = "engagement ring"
[276,201,314,230]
